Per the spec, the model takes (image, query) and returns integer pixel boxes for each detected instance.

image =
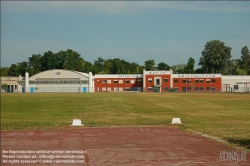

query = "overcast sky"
[1,1,250,68]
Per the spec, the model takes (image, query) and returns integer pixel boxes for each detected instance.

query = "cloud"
[1,1,250,15]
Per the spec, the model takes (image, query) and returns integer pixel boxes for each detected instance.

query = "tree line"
[1,40,249,77]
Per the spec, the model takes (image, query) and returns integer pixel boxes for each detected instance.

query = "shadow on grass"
[226,138,250,150]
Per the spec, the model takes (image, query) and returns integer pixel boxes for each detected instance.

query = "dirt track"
[1,127,249,166]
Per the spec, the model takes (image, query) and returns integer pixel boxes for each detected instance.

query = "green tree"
[157,62,170,70]
[61,49,85,71]
[8,64,19,76]
[145,59,155,70]
[42,51,58,70]
[17,61,29,76]
[184,57,195,74]
[93,57,105,73]
[171,63,186,74]
[199,40,232,73]
[28,54,43,76]
[239,46,250,75]
[1,84,8,91]
[0,67,9,76]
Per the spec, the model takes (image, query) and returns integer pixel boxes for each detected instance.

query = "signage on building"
[145,71,170,75]
[55,72,61,75]
[118,75,142,78]
[177,74,221,78]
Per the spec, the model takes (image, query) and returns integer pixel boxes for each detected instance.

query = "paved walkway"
[1,127,249,166]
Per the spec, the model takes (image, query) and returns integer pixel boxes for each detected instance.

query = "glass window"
[212,79,216,83]
[148,87,153,91]
[174,79,178,83]
[187,79,191,83]
[156,79,160,85]
[107,80,111,84]
[206,79,210,83]
[200,87,204,90]
[200,79,204,83]
[102,80,106,84]
[182,80,186,83]
[126,80,130,84]
[194,79,199,83]
[187,87,191,90]
[119,80,123,84]
[163,87,168,91]
[114,80,118,84]
[163,78,168,83]
[206,87,210,91]
[195,87,199,91]
[136,79,141,84]
[148,78,152,83]
[234,85,238,90]
[131,80,135,84]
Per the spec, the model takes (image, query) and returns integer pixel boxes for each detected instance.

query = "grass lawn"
[1,92,250,149]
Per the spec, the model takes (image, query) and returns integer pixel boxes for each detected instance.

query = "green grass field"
[1,92,250,149]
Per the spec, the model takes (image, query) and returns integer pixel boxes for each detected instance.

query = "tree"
[93,57,105,73]
[239,46,250,75]
[157,62,170,70]
[199,40,232,74]
[171,63,186,74]
[28,54,43,76]
[1,84,8,91]
[42,51,58,70]
[8,64,19,76]
[0,67,9,76]
[17,61,29,76]
[184,57,195,74]
[145,59,155,70]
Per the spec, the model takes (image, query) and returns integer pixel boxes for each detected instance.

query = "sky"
[1,1,250,69]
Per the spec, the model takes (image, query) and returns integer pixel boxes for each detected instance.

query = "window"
[107,80,111,84]
[182,80,186,83]
[102,80,107,84]
[80,80,88,84]
[163,87,168,91]
[234,85,238,90]
[163,78,168,83]
[97,80,99,84]
[148,78,152,83]
[200,79,204,83]
[107,87,111,91]
[148,87,153,91]
[206,87,210,91]
[200,87,204,91]
[136,79,141,84]
[195,87,199,91]
[212,79,216,83]
[187,79,191,83]
[212,87,216,91]
[119,87,123,91]
[29,81,36,84]
[102,87,106,91]
[114,87,118,91]
[131,80,135,84]
[114,80,118,84]
[194,79,199,83]
[126,80,130,84]
[206,79,210,83]
[125,87,130,91]
[137,87,142,91]
[187,87,191,90]
[174,79,178,83]
[119,80,123,84]
[156,79,160,85]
